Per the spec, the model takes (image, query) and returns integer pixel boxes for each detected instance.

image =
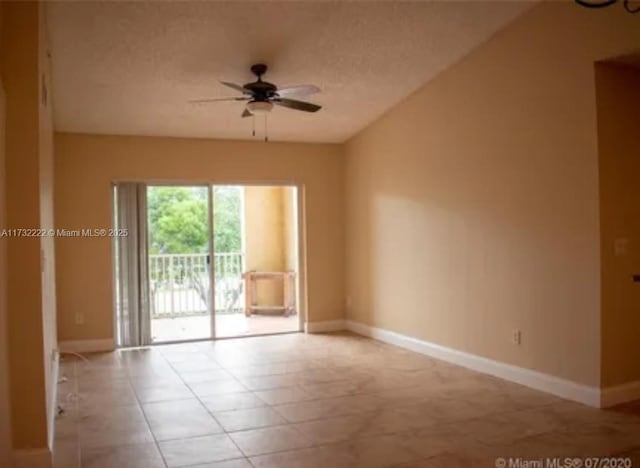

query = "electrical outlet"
[614,238,628,256]
[512,329,522,345]
[75,312,85,325]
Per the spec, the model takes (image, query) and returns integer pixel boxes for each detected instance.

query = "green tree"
[213,186,241,253]
[147,186,241,254]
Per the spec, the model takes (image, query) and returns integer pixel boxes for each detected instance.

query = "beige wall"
[596,63,640,388]
[344,2,640,387]
[0,3,12,463]
[1,1,56,451]
[55,133,344,342]
[244,186,284,305]
[282,187,297,273]
[243,186,297,306]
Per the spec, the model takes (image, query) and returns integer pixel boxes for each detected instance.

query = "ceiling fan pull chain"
[264,114,269,142]
[252,115,256,137]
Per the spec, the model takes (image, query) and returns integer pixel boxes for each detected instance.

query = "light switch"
[614,238,628,256]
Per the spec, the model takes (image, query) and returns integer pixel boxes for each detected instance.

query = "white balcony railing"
[149,252,244,318]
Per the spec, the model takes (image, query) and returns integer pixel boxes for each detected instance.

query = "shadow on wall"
[345,1,640,389]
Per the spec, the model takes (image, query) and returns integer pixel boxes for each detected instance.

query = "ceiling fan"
[574,0,639,13]
[190,63,322,118]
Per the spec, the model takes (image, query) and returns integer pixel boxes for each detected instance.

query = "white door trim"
[294,185,306,332]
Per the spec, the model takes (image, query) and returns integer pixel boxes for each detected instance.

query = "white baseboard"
[48,350,59,450]
[345,320,602,408]
[12,448,52,468]
[305,320,346,333]
[58,338,115,354]
[601,380,640,408]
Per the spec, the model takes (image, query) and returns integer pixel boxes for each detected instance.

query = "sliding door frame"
[112,179,307,346]
[207,184,216,340]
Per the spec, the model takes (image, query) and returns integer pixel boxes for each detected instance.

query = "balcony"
[149,252,298,341]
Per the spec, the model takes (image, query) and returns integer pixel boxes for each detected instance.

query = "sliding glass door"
[114,182,302,346]
[147,185,213,343]
[212,186,246,337]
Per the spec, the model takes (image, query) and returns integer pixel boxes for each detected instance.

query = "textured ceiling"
[47,1,533,143]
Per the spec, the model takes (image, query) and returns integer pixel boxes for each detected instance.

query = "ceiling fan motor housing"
[244,63,278,101]
[243,81,277,100]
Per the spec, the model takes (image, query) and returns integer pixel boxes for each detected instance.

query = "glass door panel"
[212,186,246,338]
[147,185,212,343]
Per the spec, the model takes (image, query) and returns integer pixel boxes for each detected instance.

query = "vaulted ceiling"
[47,1,533,143]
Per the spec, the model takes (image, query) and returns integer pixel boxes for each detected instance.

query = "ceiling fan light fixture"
[246,100,273,115]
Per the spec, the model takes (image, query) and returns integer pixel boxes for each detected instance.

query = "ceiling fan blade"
[273,98,321,113]
[276,84,321,98]
[189,97,249,104]
[242,108,252,118]
[220,81,249,93]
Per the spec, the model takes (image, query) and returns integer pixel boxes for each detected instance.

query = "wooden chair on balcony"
[243,270,296,317]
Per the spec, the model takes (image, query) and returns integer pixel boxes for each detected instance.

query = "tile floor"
[151,314,300,342]
[53,332,640,468]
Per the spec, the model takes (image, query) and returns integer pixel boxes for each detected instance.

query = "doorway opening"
[113,183,302,346]
[214,185,300,338]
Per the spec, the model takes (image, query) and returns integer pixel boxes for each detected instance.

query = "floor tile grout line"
[169,454,255,468]
[159,342,378,465]
[164,345,392,460]
[164,348,253,466]
[61,353,113,466]
[124,350,171,468]
[55,373,567,468]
